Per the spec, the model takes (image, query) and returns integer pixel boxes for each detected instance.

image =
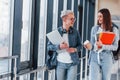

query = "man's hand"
[66,48,77,53]
[59,42,69,49]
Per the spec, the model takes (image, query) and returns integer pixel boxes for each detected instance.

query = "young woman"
[85,8,119,80]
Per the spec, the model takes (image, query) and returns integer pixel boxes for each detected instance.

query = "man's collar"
[61,26,73,34]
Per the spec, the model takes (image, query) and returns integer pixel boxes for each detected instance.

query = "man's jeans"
[89,51,113,80]
[56,61,77,80]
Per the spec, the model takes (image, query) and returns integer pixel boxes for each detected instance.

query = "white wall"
[94,0,120,25]
[98,0,120,16]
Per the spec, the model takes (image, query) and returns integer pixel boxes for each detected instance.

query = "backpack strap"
[112,22,119,29]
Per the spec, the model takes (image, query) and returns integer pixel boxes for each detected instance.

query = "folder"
[46,30,67,53]
[46,30,64,45]
[98,32,115,45]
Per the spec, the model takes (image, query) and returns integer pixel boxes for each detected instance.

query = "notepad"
[98,32,115,45]
[47,30,68,53]
[46,30,64,44]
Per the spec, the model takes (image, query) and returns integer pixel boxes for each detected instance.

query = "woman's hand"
[84,43,92,50]
[96,40,103,49]
[83,40,92,50]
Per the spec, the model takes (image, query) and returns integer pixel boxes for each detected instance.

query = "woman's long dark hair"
[97,8,113,32]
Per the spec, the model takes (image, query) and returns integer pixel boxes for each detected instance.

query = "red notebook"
[99,32,115,45]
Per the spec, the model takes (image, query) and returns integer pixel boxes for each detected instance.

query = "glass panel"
[37,70,45,80]
[76,0,80,30]
[63,0,67,10]
[71,0,74,11]
[19,74,30,80]
[37,0,48,80]
[0,77,8,80]
[0,0,10,57]
[20,0,32,61]
[48,0,59,80]
[38,0,47,66]
[0,0,12,76]
[52,0,58,30]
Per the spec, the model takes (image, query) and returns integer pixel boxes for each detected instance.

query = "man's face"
[65,13,76,27]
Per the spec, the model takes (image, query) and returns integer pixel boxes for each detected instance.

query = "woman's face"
[97,12,103,24]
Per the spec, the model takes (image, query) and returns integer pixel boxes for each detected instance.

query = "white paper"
[46,30,64,44]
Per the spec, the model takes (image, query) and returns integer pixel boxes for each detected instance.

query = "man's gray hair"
[60,10,74,18]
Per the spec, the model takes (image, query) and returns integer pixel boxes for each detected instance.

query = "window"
[19,0,32,79]
[37,0,48,80]
[52,0,59,30]
[38,0,47,67]
[20,0,32,62]
[0,0,14,78]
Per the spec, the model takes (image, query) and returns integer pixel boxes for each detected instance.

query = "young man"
[47,10,82,80]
